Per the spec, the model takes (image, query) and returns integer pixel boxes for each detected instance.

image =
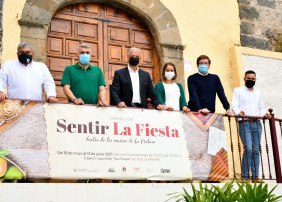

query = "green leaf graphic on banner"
[0,150,11,156]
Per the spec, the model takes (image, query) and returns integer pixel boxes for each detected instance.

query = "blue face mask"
[79,54,91,65]
[199,65,208,74]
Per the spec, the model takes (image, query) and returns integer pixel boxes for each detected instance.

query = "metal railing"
[146,98,282,183]
[224,109,282,183]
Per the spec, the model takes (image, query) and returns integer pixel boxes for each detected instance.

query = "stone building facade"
[238,0,282,52]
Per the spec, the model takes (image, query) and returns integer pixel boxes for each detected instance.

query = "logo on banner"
[122,167,126,172]
[133,167,140,173]
[146,168,152,173]
[108,168,115,172]
[160,168,170,173]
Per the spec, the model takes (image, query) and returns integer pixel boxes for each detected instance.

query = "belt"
[238,119,259,123]
[132,103,142,108]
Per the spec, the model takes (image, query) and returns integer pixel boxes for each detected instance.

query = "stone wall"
[0,0,3,64]
[238,0,282,52]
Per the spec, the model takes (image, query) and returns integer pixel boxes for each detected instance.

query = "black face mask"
[129,57,139,66]
[18,53,33,65]
[245,80,255,88]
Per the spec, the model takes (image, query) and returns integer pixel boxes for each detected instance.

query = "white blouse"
[163,82,180,111]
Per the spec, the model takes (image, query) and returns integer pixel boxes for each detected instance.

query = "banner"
[0,100,228,181]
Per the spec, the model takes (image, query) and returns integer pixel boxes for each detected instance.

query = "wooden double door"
[46,3,159,103]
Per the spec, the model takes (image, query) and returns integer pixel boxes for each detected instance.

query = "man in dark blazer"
[111,47,163,109]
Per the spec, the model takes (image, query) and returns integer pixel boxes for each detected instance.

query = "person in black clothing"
[111,47,163,109]
[187,55,233,115]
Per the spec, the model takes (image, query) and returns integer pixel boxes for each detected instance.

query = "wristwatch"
[72,98,77,102]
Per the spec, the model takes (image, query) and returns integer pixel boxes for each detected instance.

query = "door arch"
[46,3,159,103]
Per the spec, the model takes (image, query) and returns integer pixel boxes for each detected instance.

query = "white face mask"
[165,72,175,80]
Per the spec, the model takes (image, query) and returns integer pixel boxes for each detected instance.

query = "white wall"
[0,183,282,202]
[242,55,282,117]
[242,54,282,180]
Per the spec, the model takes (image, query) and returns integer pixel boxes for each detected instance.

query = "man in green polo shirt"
[61,43,108,106]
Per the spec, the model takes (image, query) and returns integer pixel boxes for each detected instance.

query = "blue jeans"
[239,121,262,179]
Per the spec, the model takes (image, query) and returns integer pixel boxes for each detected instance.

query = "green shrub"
[166,182,216,202]
[166,181,282,202]
[236,181,282,202]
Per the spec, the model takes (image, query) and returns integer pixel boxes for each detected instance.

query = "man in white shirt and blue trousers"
[0,42,57,102]
[232,70,271,180]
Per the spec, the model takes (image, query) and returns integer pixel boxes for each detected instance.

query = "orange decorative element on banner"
[188,112,218,131]
[208,148,229,181]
